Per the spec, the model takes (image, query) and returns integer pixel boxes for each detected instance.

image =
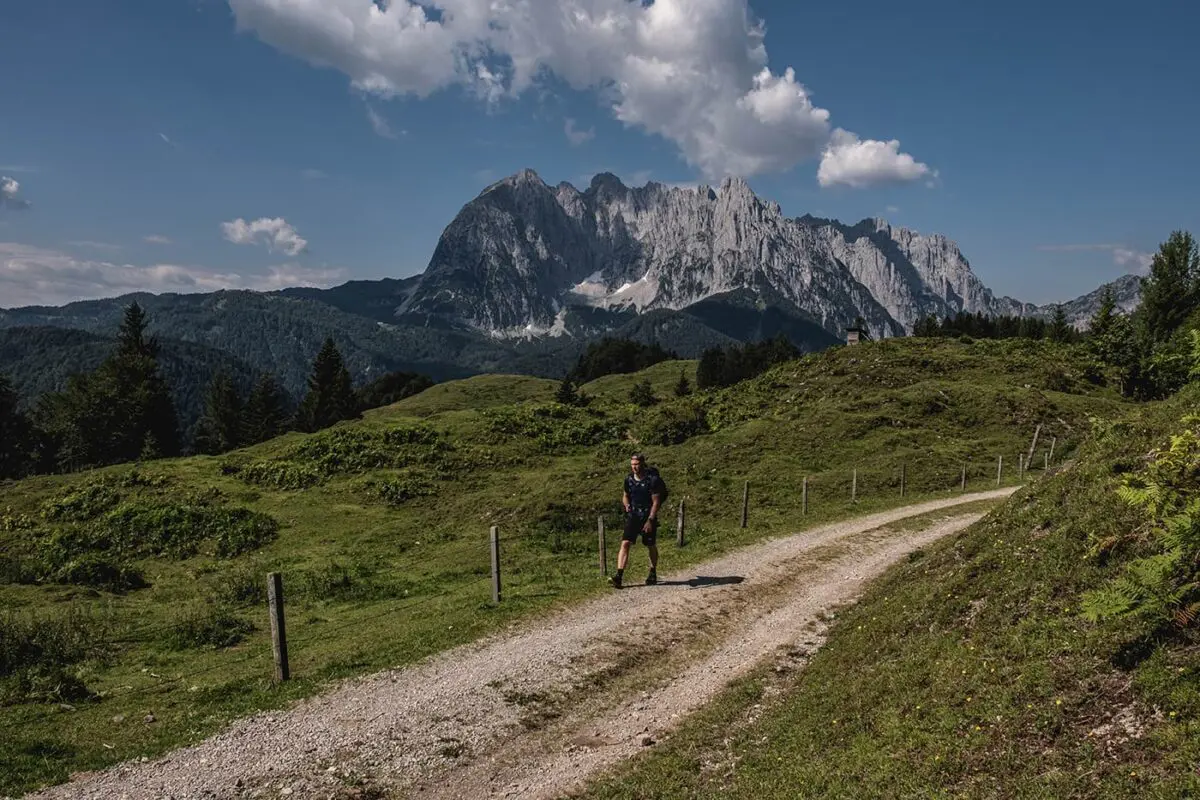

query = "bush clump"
[482,403,622,451]
[0,607,111,705]
[373,472,438,507]
[236,424,448,489]
[635,398,711,445]
[161,602,255,650]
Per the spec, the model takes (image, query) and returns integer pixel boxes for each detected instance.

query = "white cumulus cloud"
[0,242,345,308]
[226,0,928,184]
[220,216,309,256]
[1113,247,1154,273]
[1,176,31,210]
[817,129,932,189]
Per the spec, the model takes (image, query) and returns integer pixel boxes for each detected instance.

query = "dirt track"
[24,488,1016,800]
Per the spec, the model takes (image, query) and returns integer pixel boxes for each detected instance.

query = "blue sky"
[1,0,1198,307]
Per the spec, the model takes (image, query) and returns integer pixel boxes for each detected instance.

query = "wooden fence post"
[996,455,1003,487]
[490,525,501,604]
[1018,453,1025,479]
[598,516,607,575]
[802,477,808,515]
[267,572,289,682]
[1026,424,1042,468]
[1049,437,1057,464]
[852,469,857,503]
[676,498,686,547]
[1044,450,1049,470]
[961,463,967,492]
[741,481,750,528]
[900,463,906,497]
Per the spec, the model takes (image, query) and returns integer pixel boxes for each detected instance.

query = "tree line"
[911,307,1077,343]
[0,302,434,479]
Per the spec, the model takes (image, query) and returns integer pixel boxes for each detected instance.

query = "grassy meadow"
[582,385,1200,798]
[0,337,1129,795]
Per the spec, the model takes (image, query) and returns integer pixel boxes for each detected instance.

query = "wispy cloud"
[564,118,595,147]
[143,234,172,245]
[0,242,346,308]
[365,105,401,139]
[301,168,328,180]
[1035,243,1123,252]
[220,216,308,256]
[1036,242,1154,274]
[158,132,181,149]
[67,240,124,252]
[0,165,37,174]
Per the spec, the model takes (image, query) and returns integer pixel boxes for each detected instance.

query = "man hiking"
[611,452,665,589]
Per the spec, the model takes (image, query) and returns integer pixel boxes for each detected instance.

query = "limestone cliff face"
[402,169,1032,339]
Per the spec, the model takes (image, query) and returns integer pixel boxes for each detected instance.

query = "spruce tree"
[1089,286,1117,339]
[193,370,243,454]
[629,378,657,407]
[673,370,692,397]
[243,373,288,444]
[1138,230,1200,342]
[0,374,33,479]
[34,301,179,469]
[1048,304,1071,343]
[555,376,579,405]
[296,338,358,432]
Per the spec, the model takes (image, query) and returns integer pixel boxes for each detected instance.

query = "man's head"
[630,452,645,476]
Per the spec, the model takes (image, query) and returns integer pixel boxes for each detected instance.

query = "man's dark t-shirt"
[624,471,665,511]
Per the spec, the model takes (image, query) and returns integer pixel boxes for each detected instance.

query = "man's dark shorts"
[623,509,658,546]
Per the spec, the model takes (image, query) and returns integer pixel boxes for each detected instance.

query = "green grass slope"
[582,384,1200,798]
[0,338,1127,795]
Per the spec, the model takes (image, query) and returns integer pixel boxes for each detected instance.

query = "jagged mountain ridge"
[401,169,1036,339]
[1031,273,1143,330]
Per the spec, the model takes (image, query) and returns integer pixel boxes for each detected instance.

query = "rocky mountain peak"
[402,169,1040,340]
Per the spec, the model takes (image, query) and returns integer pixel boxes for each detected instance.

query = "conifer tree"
[673,370,692,397]
[0,373,33,479]
[629,378,657,407]
[193,370,243,454]
[1048,304,1071,343]
[34,301,179,470]
[296,338,358,432]
[242,373,288,444]
[555,375,579,405]
[1138,230,1200,342]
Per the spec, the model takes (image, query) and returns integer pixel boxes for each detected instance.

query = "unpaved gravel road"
[24,488,1016,800]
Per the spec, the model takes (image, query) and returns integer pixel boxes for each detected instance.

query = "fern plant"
[1082,414,1200,628]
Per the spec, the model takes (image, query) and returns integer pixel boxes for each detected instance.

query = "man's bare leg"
[617,540,632,571]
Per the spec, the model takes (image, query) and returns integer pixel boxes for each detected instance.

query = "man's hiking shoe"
[645,570,658,586]
[609,574,623,589]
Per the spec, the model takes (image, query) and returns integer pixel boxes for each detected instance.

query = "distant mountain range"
[0,169,1141,425]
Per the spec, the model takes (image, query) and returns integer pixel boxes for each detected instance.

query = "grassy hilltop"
[0,338,1128,795]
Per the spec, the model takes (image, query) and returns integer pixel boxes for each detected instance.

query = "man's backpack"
[645,465,669,504]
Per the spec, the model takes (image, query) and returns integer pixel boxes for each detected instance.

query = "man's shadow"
[627,575,745,589]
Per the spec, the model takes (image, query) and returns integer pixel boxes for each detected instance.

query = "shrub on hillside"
[1083,411,1200,629]
[372,472,438,507]
[161,602,254,650]
[482,403,622,451]
[634,399,711,446]
[236,424,448,489]
[0,607,111,705]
